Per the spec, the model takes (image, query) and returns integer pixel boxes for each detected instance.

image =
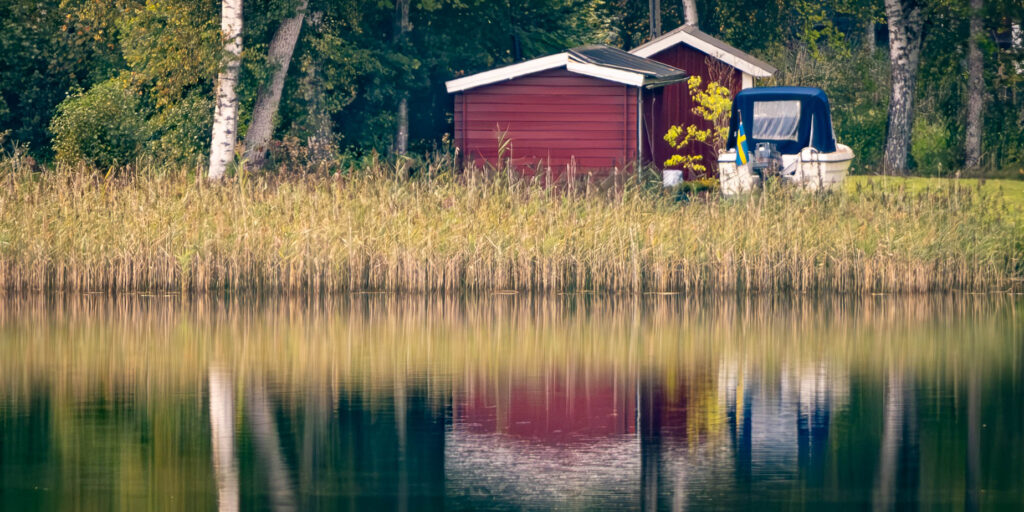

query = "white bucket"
[662,169,683,187]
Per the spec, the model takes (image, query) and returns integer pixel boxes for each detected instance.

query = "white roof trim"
[565,61,645,87]
[446,53,648,93]
[446,53,568,93]
[631,32,774,77]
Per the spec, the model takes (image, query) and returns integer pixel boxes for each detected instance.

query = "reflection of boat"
[718,87,854,196]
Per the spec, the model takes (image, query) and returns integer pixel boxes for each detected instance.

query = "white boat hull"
[718,144,854,196]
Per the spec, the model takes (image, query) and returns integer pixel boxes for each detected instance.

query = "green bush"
[146,90,213,165]
[911,117,954,176]
[50,78,149,168]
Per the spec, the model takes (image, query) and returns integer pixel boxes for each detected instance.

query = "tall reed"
[0,163,1020,293]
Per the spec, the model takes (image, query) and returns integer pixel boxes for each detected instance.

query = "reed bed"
[0,164,1020,293]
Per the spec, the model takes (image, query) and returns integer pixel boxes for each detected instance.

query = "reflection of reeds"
[0,294,1018,406]
[0,170,1020,293]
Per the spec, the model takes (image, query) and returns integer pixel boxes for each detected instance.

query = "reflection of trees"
[207,370,444,510]
[247,380,297,512]
[873,367,919,511]
[965,369,980,512]
[209,367,239,512]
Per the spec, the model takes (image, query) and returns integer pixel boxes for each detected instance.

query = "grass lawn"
[847,175,1024,223]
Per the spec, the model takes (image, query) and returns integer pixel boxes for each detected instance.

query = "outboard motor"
[750,142,782,180]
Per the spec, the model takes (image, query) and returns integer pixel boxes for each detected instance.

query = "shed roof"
[568,45,687,82]
[445,45,687,93]
[630,25,777,77]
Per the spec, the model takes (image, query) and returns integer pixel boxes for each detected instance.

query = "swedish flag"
[735,115,750,167]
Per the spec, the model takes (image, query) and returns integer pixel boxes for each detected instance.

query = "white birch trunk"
[681,0,698,27]
[208,0,243,180]
[1013,24,1022,75]
[964,0,984,170]
[243,0,308,169]
[882,0,923,174]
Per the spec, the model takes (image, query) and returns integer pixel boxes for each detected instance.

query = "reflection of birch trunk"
[874,369,903,511]
[394,376,408,512]
[965,369,980,511]
[248,383,298,512]
[300,389,330,497]
[874,368,919,510]
[209,368,239,512]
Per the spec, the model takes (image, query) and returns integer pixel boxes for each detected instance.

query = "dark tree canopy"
[0,0,1021,173]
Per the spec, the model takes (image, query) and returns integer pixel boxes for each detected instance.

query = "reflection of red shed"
[447,45,687,179]
[453,370,637,443]
[630,25,777,176]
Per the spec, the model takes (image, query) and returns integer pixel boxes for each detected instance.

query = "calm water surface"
[0,295,1021,510]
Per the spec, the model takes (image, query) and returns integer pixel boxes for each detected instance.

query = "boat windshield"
[752,100,800,141]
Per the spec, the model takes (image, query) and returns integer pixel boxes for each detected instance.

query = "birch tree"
[681,0,698,27]
[882,0,923,174]
[243,0,308,169]
[963,0,983,170]
[208,0,243,180]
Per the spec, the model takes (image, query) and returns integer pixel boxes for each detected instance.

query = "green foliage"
[145,91,214,165]
[50,78,149,168]
[0,0,122,156]
[0,0,1020,175]
[792,0,852,58]
[911,117,955,175]
[765,44,889,173]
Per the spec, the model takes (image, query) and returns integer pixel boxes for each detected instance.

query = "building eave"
[630,26,776,78]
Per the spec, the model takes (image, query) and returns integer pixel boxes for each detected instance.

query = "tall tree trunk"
[964,0,984,170]
[882,0,923,174]
[681,0,697,27]
[243,0,308,170]
[1014,24,1023,75]
[208,0,243,181]
[649,0,662,38]
[864,19,876,53]
[394,0,411,156]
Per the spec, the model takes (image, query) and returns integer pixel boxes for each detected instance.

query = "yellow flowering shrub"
[663,75,733,176]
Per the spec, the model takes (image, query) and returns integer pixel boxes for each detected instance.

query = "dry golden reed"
[0,165,1020,293]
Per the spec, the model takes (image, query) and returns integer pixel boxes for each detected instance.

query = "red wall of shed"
[641,45,742,178]
[454,69,638,178]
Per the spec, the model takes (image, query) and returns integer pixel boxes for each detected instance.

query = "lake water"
[0,295,1021,510]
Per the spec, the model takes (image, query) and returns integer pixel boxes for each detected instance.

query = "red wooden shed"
[630,25,777,177]
[446,45,687,179]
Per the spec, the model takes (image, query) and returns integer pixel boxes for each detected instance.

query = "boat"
[717,86,854,196]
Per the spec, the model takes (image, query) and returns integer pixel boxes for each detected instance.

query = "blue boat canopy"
[726,86,837,154]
